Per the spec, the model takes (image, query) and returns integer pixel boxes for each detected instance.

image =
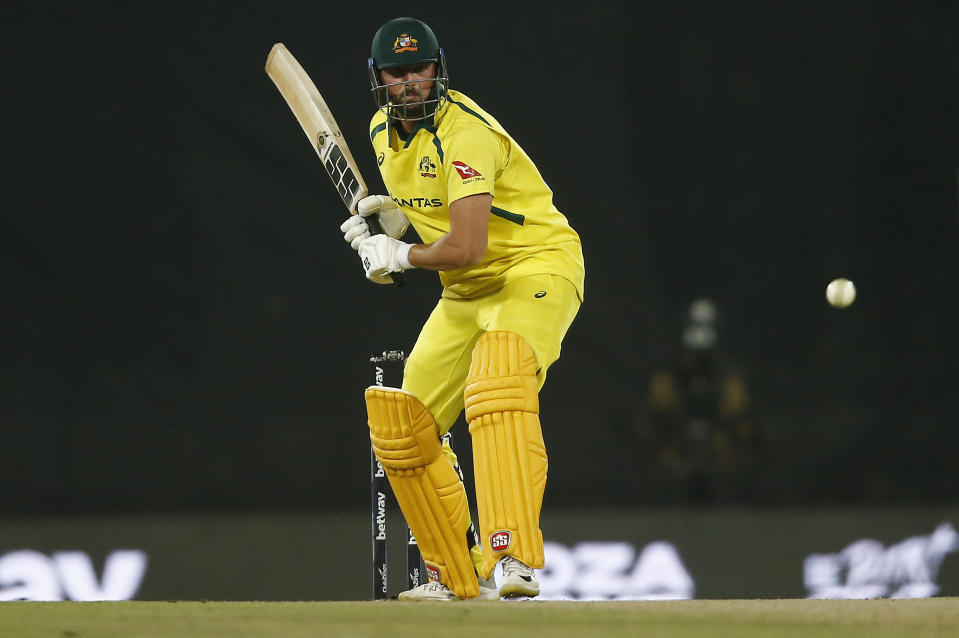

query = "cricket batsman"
[340,17,585,601]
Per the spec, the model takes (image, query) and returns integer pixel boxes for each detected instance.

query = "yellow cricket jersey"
[369,90,585,300]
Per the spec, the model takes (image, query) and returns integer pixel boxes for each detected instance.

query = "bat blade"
[266,43,404,285]
[266,42,368,215]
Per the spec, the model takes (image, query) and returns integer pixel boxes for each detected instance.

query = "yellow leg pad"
[465,331,548,580]
[366,386,480,599]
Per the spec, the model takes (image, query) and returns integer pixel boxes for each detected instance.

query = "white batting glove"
[358,234,414,284]
[339,195,410,251]
[339,215,370,251]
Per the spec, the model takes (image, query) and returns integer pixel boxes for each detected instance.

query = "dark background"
[4,2,958,516]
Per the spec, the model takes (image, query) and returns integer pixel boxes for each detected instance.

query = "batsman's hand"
[340,195,410,251]
[358,234,414,284]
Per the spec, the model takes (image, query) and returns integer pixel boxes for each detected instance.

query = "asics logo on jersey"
[393,34,419,53]
[452,161,481,180]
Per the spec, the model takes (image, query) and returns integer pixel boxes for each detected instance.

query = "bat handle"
[365,214,406,287]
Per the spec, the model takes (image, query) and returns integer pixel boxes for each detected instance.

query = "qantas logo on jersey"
[452,161,482,180]
[391,195,444,208]
[393,34,419,53]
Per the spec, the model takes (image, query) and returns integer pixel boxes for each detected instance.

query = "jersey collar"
[388,98,450,148]
[390,113,437,148]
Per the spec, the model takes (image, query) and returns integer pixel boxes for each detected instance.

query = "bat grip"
[365,214,406,287]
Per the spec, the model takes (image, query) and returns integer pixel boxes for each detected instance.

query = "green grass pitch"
[1,598,957,638]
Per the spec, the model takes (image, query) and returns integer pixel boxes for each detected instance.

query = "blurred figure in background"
[637,298,764,503]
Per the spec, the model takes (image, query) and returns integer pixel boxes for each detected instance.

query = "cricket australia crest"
[419,155,437,178]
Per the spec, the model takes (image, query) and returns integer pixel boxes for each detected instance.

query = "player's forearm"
[407,235,486,271]
[407,193,492,271]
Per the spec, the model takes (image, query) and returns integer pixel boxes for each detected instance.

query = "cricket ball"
[826,278,856,308]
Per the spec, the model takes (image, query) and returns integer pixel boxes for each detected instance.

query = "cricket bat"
[265,42,404,285]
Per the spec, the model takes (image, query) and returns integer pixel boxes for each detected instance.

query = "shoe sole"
[499,583,540,598]
[397,593,454,601]
[398,589,501,602]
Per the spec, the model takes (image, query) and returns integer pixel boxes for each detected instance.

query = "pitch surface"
[2,598,957,638]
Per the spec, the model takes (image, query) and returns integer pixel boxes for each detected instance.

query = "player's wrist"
[397,242,414,270]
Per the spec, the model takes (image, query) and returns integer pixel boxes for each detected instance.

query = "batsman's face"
[380,62,437,118]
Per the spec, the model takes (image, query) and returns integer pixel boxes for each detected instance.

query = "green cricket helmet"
[368,17,449,121]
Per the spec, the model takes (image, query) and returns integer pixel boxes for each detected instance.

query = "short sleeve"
[443,123,508,204]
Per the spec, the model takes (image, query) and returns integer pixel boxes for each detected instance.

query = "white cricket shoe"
[398,578,499,602]
[498,556,540,598]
